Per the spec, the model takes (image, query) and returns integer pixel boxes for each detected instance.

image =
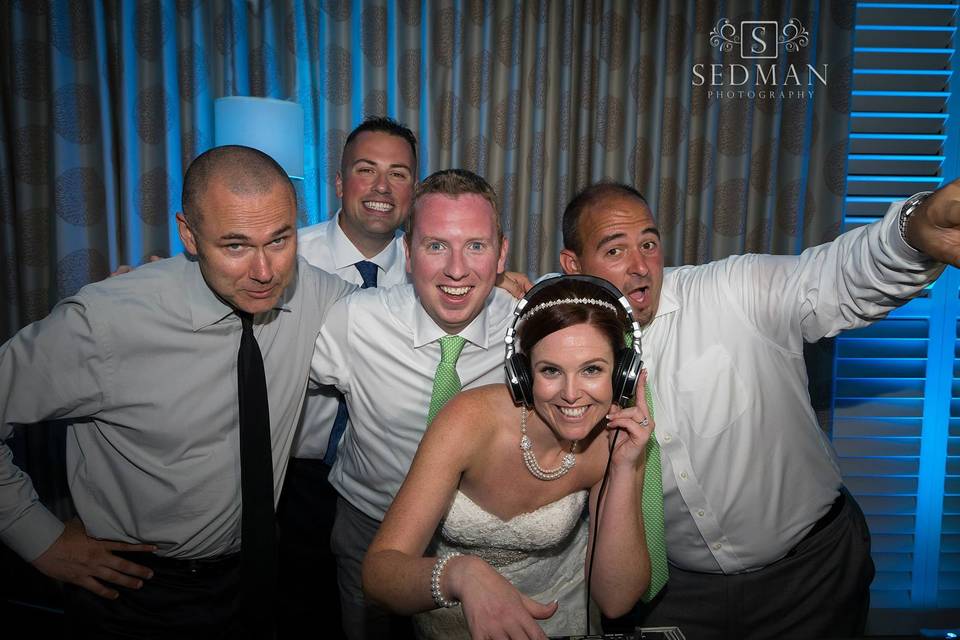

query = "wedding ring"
[640,417,649,426]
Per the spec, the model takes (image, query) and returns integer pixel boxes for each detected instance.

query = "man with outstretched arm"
[560,181,957,639]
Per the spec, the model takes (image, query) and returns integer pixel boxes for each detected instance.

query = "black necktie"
[322,261,378,466]
[237,311,276,632]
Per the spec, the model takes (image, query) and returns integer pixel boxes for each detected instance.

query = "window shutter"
[836,0,959,623]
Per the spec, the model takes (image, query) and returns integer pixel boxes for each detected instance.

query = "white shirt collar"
[411,289,497,350]
[329,209,403,274]
[648,268,681,326]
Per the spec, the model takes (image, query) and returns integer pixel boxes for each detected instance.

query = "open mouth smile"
[557,406,588,418]
[439,285,471,297]
[363,200,394,212]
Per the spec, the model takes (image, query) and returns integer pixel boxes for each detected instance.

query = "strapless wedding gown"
[413,489,600,639]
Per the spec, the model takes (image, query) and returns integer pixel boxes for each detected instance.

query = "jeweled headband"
[520,297,618,322]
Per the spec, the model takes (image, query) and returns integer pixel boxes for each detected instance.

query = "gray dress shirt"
[0,254,355,562]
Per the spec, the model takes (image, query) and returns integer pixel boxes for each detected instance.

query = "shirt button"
[713,543,722,550]
[697,509,705,517]
[680,471,688,480]
[663,434,672,442]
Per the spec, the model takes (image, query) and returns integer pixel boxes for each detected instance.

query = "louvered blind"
[835,0,959,623]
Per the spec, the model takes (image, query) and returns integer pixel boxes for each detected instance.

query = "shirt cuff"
[2,503,65,562]
[882,198,939,265]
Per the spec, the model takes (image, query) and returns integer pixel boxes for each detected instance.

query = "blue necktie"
[353,260,379,289]
[323,261,378,466]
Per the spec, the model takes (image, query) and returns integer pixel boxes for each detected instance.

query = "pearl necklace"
[519,407,577,481]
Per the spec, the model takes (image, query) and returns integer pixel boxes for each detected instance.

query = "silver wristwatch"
[898,191,934,251]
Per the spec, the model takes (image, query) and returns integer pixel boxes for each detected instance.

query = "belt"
[803,490,846,541]
[288,456,334,473]
[117,550,241,575]
[786,491,846,558]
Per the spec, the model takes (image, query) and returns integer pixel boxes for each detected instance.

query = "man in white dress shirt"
[309,169,517,640]
[559,181,959,639]
[277,117,417,639]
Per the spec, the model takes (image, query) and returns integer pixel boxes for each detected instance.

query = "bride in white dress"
[363,277,654,640]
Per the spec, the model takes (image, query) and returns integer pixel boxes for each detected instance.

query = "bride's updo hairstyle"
[517,277,628,357]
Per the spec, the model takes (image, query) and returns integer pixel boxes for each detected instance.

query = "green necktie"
[625,332,668,602]
[426,335,467,425]
[640,382,668,602]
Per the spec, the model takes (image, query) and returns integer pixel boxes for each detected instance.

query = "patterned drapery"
[1,0,853,342]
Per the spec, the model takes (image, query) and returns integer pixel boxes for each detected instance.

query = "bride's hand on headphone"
[604,370,654,469]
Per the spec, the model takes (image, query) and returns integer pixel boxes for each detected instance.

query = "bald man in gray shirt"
[0,146,355,638]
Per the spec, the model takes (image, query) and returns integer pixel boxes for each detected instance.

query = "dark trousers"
[331,495,415,640]
[64,552,248,640]
[276,457,345,640]
[609,489,875,640]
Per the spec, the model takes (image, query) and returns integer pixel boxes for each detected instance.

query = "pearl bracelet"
[430,552,462,608]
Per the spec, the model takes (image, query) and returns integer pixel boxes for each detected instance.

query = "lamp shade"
[214,97,304,180]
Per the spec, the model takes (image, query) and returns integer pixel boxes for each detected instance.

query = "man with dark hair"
[0,145,355,638]
[278,116,418,639]
[309,168,516,640]
[559,180,960,639]
[341,116,419,173]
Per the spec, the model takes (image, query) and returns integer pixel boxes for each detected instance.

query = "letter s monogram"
[751,25,767,55]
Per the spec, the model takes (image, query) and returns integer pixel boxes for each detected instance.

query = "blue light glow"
[853,91,950,97]
[855,70,952,75]
[849,134,947,140]
[848,155,945,161]
[854,47,955,53]
[852,112,948,119]
[856,25,956,32]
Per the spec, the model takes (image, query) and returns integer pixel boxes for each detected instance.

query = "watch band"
[898,191,934,252]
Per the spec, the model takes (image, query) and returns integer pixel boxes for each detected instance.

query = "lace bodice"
[440,490,587,562]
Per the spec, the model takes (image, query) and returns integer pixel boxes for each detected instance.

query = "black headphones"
[504,274,643,408]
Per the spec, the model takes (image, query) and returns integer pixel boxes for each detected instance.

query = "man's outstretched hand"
[109,255,163,278]
[496,271,534,299]
[905,179,960,266]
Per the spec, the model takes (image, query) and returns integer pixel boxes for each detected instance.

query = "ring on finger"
[639,417,649,426]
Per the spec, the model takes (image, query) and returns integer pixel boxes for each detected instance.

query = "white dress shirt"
[310,285,516,521]
[293,212,409,459]
[642,202,943,573]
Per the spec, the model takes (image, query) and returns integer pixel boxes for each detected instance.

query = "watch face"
[905,193,929,209]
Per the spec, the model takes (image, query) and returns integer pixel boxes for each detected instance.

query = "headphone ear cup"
[612,347,642,405]
[507,352,534,407]
[516,353,534,407]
